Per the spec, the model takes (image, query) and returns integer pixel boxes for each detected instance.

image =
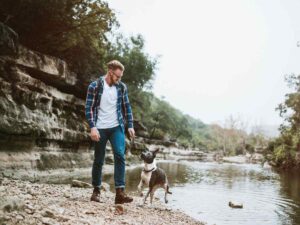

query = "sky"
[108,0,300,129]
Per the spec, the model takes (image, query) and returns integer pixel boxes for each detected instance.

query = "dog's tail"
[167,185,172,194]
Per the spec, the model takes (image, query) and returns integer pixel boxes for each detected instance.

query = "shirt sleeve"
[85,81,97,129]
[122,84,134,129]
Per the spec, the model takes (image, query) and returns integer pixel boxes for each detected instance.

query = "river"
[101,161,300,225]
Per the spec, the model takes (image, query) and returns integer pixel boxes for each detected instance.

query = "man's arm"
[85,81,98,129]
[122,84,135,139]
[85,81,101,141]
[122,84,134,129]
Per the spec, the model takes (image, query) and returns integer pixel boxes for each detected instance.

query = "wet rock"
[228,201,243,208]
[63,192,70,198]
[223,156,248,164]
[115,204,125,215]
[2,214,11,221]
[25,203,35,210]
[25,208,34,214]
[269,160,277,167]
[136,130,150,138]
[2,171,12,178]
[263,161,272,169]
[71,180,92,188]
[78,218,91,224]
[250,153,264,163]
[15,214,24,220]
[1,196,24,212]
[52,207,65,215]
[42,209,55,218]
[100,182,110,192]
[85,210,96,215]
[105,154,114,164]
[40,217,59,225]
[27,189,37,196]
[56,215,70,222]
[130,141,147,155]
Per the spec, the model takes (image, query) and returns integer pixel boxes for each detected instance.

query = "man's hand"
[128,128,135,140]
[90,127,100,142]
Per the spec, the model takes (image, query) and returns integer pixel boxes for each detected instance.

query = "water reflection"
[277,170,300,225]
[108,161,300,225]
[76,161,300,224]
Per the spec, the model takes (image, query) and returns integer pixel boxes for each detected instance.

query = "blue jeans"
[92,125,126,189]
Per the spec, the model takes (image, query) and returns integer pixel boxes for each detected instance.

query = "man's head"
[106,60,124,85]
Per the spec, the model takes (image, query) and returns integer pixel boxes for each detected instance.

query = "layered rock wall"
[0,29,93,170]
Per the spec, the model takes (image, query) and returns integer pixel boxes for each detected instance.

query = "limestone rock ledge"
[0,27,94,170]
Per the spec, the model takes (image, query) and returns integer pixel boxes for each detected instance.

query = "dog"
[138,148,172,204]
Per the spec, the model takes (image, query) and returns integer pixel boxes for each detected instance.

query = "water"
[102,161,300,225]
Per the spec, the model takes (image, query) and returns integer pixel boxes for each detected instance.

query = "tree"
[277,74,300,137]
[0,0,117,79]
[270,74,300,168]
[105,34,158,90]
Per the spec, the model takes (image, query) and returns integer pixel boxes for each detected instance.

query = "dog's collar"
[143,167,156,173]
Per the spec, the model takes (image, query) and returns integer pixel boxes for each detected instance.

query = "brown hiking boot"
[115,188,133,204]
[90,187,100,202]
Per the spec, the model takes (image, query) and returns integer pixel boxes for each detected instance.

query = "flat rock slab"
[71,180,92,188]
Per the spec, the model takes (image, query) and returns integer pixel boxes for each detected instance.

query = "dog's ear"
[153,148,160,156]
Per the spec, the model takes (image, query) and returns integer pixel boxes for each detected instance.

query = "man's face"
[109,68,123,84]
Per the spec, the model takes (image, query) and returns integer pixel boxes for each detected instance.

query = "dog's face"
[140,148,159,164]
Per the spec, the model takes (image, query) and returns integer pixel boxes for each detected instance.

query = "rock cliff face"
[0,24,95,170]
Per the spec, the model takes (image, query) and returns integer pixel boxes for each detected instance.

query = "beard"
[107,74,116,85]
[111,78,118,85]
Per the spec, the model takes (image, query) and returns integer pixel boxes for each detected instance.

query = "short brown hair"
[107,60,125,71]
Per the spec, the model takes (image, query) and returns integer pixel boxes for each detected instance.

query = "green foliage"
[150,129,166,140]
[245,143,255,153]
[103,34,158,121]
[271,74,300,169]
[277,74,300,135]
[0,0,116,79]
[105,34,158,89]
[235,145,244,155]
[0,0,216,150]
[274,145,286,164]
[129,92,210,149]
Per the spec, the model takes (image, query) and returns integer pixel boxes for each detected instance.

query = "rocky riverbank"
[213,151,267,165]
[0,177,204,225]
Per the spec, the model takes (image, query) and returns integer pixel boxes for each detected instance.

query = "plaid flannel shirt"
[85,75,134,132]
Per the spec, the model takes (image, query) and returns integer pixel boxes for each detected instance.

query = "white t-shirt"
[95,78,119,129]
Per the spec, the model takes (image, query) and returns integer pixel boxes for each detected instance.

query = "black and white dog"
[138,148,172,204]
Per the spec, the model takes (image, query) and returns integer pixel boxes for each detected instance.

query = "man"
[85,60,135,204]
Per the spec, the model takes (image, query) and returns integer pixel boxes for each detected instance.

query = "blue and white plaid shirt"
[85,76,134,132]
